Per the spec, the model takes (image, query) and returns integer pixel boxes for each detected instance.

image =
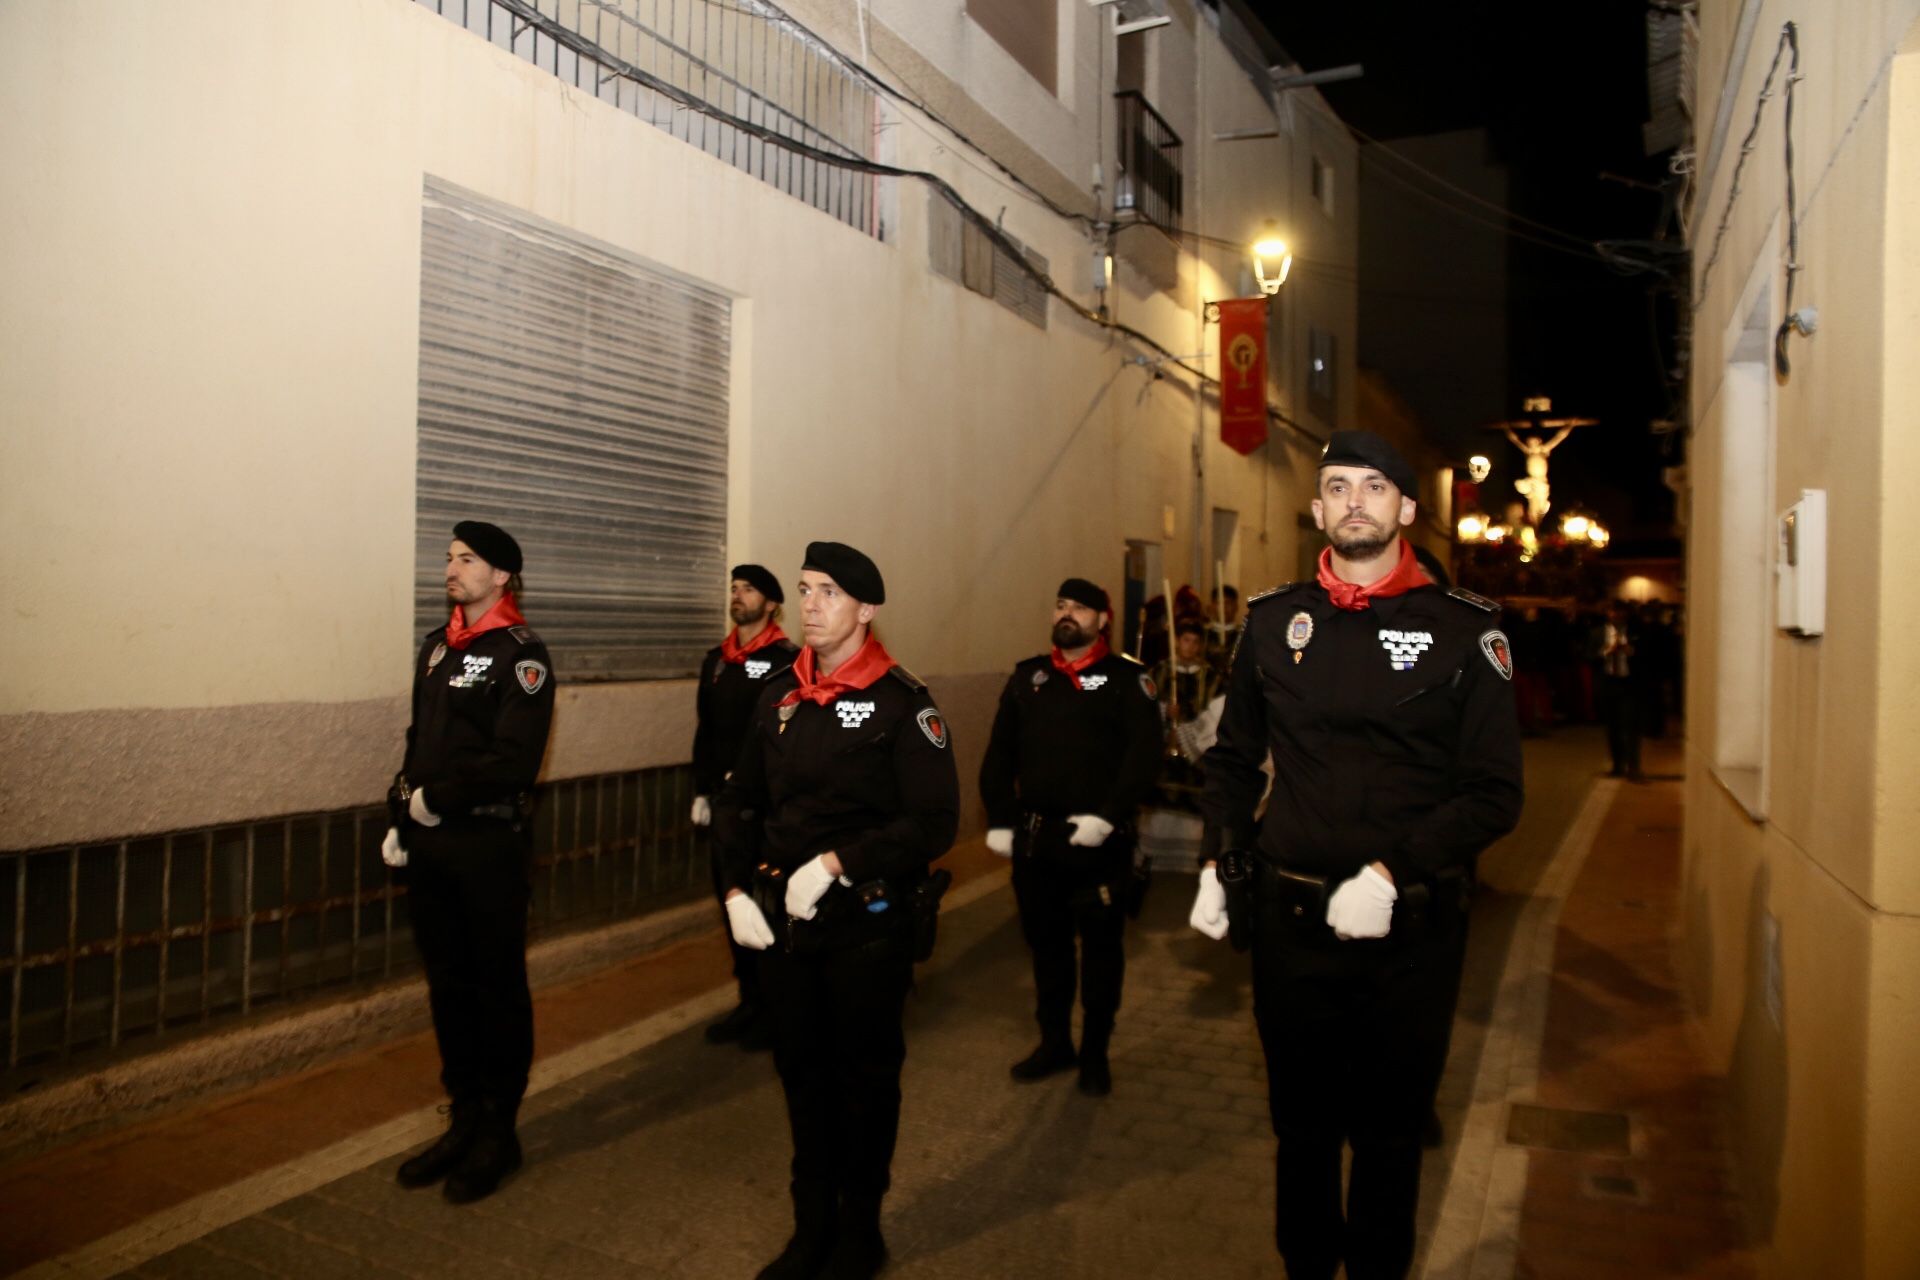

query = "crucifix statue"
[1488,397,1596,527]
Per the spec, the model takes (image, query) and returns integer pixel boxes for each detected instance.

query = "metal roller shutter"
[414,178,730,680]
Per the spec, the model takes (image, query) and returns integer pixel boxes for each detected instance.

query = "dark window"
[967,0,1057,93]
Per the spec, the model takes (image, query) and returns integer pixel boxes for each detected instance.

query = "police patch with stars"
[835,700,877,728]
[1079,674,1109,691]
[1378,629,1433,672]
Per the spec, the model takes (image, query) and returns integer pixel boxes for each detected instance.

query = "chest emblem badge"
[515,659,548,695]
[1079,674,1109,691]
[1032,668,1049,688]
[835,700,877,729]
[427,641,448,674]
[744,658,772,680]
[1286,611,1314,665]
[1479,630,1514,681]
[447,654,493,688]
[1378,629,1434,671]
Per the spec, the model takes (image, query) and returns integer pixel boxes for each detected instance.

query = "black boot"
[704,1001,763,1045]
[1077,1020,1113,1097]
[443,1098,523,1204]
[1009,1037,1077,1082]
[396,1102,478,1189]
[757,1180,837,1280]
[821,1193,888,1279]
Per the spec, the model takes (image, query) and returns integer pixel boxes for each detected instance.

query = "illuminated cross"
[1487,397,1597,527]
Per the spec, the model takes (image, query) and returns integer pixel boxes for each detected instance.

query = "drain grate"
[1505,1103,1632,1155]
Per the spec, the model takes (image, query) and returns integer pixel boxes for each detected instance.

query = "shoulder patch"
[1479,630,1514,681]
[1245,581,1308,609]
[509,625,539,643]
[1447,587,1501,613]
[915,706,949,749]
[514,658,550,695]
[887,664,926,692]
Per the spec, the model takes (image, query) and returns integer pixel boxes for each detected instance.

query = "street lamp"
[1252,221,1292,295]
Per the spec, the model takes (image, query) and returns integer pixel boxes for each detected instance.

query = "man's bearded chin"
[1330,524,1395,563]
[1052,618,1096,649]
[730,601,768,625]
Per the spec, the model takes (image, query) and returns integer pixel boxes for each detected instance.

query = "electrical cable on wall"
[496,0,1328,444]
[1692,21,1811,384]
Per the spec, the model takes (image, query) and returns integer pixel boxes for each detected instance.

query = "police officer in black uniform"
[979,577,1162,1096]
[1190,432,1522,1279]
[384,520,556,1205]
[715,542,959,1280]
[691,563,800,1047]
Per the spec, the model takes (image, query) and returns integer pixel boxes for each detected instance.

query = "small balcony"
[1113,89,1183,233]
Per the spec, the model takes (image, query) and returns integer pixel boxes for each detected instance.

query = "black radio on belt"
[1218,849,1255,952]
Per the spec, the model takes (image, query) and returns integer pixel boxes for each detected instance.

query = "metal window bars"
[1,764,705,1078]
[414,0,883,238]
[1113,89,1183,233]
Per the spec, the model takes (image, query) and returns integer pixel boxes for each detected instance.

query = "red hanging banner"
[1216,298,1270,456]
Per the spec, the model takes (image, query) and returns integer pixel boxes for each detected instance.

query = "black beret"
[730,563,784,604]
[1057,577,1110,615]
[1318,429,1417,499]
[452,521,523,574]
[802,541,885,604]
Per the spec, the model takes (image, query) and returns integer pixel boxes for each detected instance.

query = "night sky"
[1251,2,1684,544]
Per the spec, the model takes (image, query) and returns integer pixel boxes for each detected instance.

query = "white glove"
[408,787,442,828]
[691,796,712,827]
[986,827,1015,857]
[725,893,776,950]
[1189,865,1229,940]
[380,826,408,869]
[1326,865,1398,940]
[785,855,837,921]
[1066,814,1114,848]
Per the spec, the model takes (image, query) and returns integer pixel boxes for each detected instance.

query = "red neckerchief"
[776,634,896,707]
[1049,635,1110,689]
[720,620,789,664]
[445,593,526,651]
[1317,539,1432,612]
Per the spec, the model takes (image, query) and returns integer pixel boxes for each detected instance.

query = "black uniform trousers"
[1601,673,1641,774]
[404,819,535,1109]
[1011,826,1131,1044]
[759,927,916,1197]
[707,841,763,1007]
[1250,899,1465,1280]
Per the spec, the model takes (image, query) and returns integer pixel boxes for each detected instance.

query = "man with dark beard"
[1189,431,1523,1280]
[384,521,554,1204]
[980,578,1163,1095]
[692,563,800,1047]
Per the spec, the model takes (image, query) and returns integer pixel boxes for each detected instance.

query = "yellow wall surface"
[0,0,1353,848]
[1685,3,1920,1275]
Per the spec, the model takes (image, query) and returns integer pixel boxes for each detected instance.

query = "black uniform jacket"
[715,664,960,893]
[691,636,801,796]
[978,650,1164,828]
[1202,581,1522,887]
[402,624,557,818]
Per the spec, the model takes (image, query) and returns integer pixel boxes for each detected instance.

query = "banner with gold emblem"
[1216,298,1270,456]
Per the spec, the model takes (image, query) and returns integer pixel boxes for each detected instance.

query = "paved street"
[3,728,1757,1280]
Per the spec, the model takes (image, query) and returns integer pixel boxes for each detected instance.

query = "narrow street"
[1,727,1755,1279]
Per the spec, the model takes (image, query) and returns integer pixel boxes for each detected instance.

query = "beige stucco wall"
[0,0,1352,849]
[1684,3,1920,1275]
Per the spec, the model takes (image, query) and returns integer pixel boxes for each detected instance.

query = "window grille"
[416,178,730,681]
[928,197,1049,330]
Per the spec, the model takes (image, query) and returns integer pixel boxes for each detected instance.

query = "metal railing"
[2,764,707,1077]
[1114,89,1183,232]
[414,0,884,238]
